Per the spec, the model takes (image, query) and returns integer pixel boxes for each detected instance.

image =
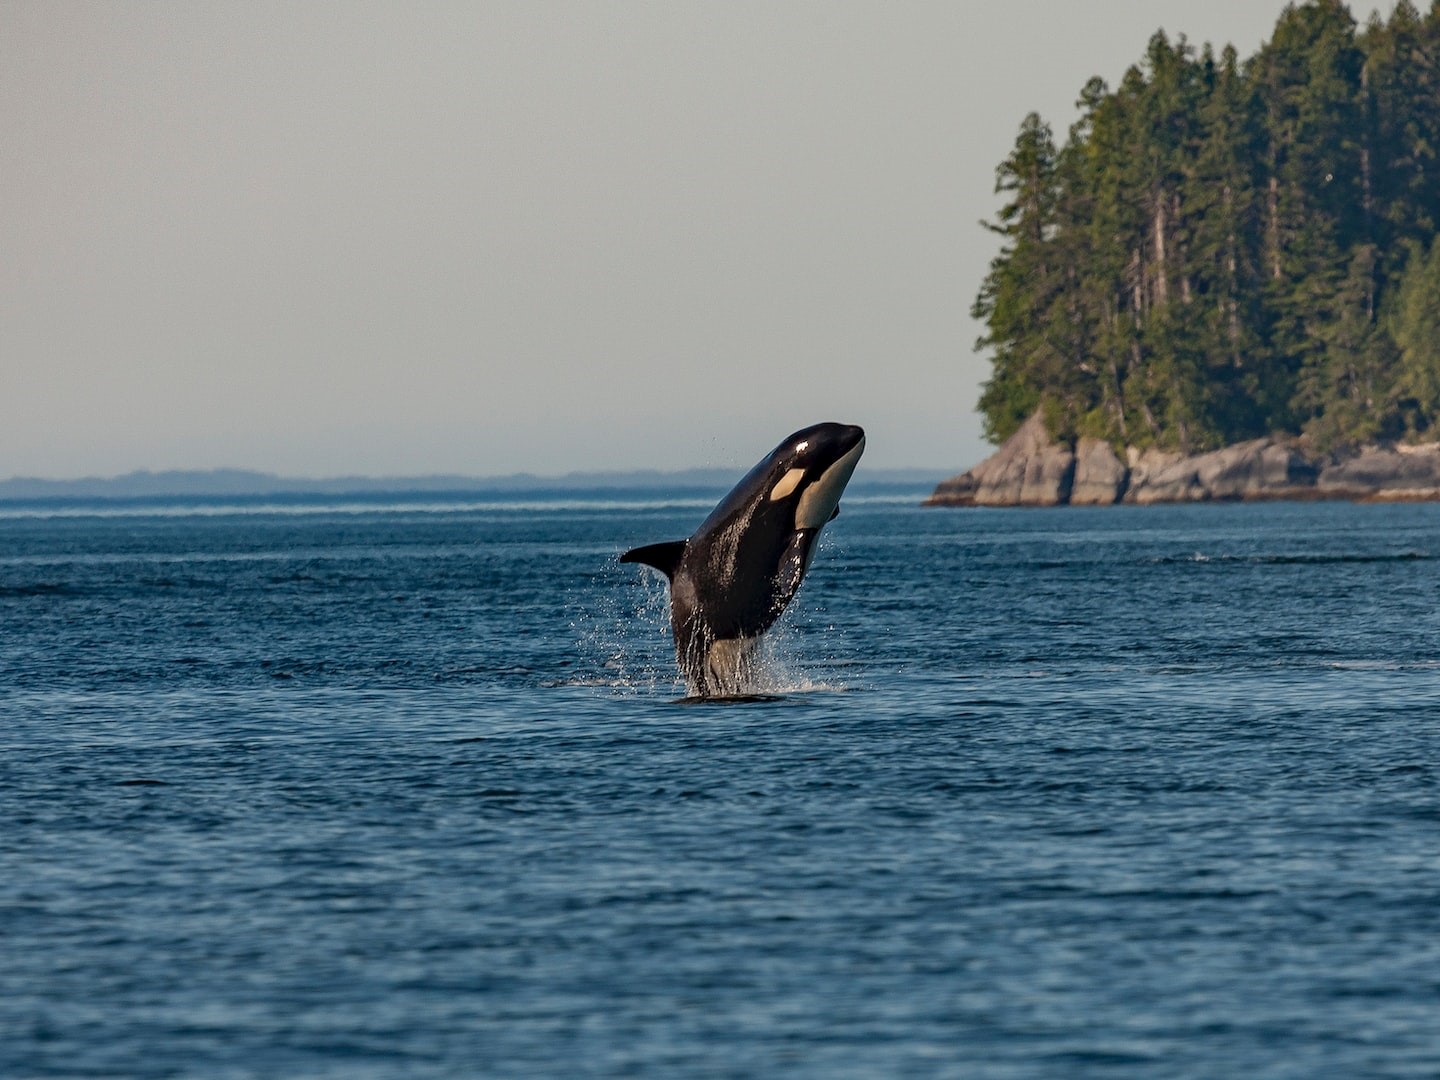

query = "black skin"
[621,422,864,696]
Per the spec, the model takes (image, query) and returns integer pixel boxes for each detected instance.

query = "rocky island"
[925,411,1440,507]
[951,5,1440,512]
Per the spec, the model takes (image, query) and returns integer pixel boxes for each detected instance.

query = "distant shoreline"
[0,467,948,504]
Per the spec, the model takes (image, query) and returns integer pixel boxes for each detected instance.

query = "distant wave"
[1150,551,1432,566]
[0,495,725,521]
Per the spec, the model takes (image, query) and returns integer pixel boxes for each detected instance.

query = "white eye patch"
[768,467,806,501]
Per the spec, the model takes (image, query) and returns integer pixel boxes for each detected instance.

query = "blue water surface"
[3,494,1439,1078]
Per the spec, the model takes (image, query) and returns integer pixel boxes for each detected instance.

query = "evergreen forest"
[975,0,1440,452]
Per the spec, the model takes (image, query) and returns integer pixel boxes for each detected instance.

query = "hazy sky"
[4,1,1370,479]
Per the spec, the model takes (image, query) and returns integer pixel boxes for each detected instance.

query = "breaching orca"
[621,422,865,697]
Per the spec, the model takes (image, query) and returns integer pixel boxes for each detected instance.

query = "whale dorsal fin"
[619,540,687,580]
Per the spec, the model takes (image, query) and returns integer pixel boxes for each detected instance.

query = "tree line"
[975,0,1440,452]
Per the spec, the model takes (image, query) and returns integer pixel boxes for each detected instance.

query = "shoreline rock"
[1070,437,1128,505]
[924,411,1440,507]
[926,412,1077,506]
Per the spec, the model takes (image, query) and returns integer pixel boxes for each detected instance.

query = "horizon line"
[0,462,954,484]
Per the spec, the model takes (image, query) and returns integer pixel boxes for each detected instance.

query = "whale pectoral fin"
[619,540,687,580]
[774,530,818,608]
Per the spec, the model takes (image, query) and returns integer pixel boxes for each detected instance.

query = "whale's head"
[760,422,866,530]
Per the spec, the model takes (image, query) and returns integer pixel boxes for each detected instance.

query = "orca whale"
[621,422,865,697]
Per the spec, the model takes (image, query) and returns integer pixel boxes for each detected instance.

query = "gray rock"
[924,470,979,506]
[1124,439,1318,503]
[1318,445,1440,499]
[927,421,1440,507]
[1197,439,1318,499]
[1012,444,1076,506]
[1122,447,1200,504]
[1070,438,1128,505]
[924,411,1073,507]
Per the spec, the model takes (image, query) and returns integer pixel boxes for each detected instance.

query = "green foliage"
[1387,238,1440,437]
[973,113,1066,443]
[974,1,1440,451]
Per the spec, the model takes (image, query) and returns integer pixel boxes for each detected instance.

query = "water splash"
[569,560,683,696]
[571,559,853,699]
[756,600,855,696]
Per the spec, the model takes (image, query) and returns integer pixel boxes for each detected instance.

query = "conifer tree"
[974,113,1063,442]
[1387,238,1440,437]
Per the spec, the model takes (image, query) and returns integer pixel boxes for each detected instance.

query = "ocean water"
[3,492,1439,1078]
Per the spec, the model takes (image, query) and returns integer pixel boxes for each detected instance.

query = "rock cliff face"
[926,412,1076,507]
[1122,439,1318,504]
[1316,444,1440,500]
[924,410,1440,507]
[1070,438,1128,505]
